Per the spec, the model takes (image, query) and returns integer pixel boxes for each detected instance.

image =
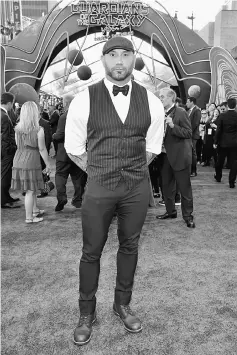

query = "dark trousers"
[215,147,237,184]
[79,177,150,314]
[196,138,203,162]
[202,139,217,165]
[154,153,165,199]
[158,153,180,201]
[55,160,87,204]
[53,141,58,155]
[148,159,160,193]
[161,154,193,219]
[1,155,14,206]
[191,139,198,174]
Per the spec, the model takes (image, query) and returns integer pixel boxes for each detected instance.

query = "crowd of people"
[148,97,237,207]
[1,36,237,347]
[1,94,87,219]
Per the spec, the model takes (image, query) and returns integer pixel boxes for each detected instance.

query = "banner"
[72,1,149,37]
[0,45,6,93]
[13,0,22,27]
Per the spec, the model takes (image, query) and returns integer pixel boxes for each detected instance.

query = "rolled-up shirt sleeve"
[65,88,89,156]
[146,90,165,155]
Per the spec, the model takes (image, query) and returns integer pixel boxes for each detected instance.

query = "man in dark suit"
[214,97,237,188]
[53,95,87,211]
[39,115,52,155]
[1,92,20,208]
[186,96,201,177]
[156,88,195,228]
[36,114,53,198]
[49,105,60,155]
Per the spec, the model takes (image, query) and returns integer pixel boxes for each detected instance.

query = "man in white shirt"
[65,36,164,346]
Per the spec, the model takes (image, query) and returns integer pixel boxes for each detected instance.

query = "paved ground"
[1,165,237,355]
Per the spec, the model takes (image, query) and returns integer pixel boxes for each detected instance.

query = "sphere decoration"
[68,49,83,66]
[135,57,145,71]
[188,85,201,99]
[77,65,92,81]
[9,83,39,105]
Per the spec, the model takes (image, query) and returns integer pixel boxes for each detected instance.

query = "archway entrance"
[4,0,212,107]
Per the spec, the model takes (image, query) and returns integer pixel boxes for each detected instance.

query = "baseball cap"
[102,36,134,55]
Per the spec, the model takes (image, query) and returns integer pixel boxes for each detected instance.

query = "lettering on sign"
[72,1,149,36]
[13,0,21,26]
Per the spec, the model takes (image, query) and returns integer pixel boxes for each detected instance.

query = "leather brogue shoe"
[185,217,196,228]
[190,172,197,177]
[74,312,96,346]
[229,182,235,188]
[156,211,177,220]
[113,303,142,333]
[55,199,68,212]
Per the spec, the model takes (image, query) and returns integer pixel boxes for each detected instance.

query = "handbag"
[42,172,55,193]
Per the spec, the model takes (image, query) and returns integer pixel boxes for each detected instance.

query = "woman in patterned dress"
[11,101,51,223]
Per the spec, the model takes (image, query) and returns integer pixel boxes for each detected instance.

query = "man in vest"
[65,36,165,346]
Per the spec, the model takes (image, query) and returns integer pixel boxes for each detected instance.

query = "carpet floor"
[1,166,237,355]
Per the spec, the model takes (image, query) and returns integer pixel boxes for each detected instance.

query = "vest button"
[121,168,124,171]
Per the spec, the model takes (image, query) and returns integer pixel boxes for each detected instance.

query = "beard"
[105,64,133,82]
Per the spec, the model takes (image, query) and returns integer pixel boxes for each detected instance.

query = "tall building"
[198,1,237,53]
[0,1,14,28]
[21,1,58,20]
[0,1,15,44]
[1,0,58,44]
[198,22,215,46]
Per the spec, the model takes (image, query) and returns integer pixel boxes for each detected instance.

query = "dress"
[11,128,44,191]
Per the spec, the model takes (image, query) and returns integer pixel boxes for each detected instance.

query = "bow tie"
[112,85,129,96]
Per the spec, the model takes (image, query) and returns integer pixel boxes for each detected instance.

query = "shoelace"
[122,305,134,316]
[78,314,93,327]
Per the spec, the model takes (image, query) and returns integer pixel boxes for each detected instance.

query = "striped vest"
[87,80,151,190]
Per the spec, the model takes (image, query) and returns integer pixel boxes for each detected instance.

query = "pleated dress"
[11,128,44,192]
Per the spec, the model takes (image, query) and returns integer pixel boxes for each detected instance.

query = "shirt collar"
[189,105,195,113]
[165,103,175,114]
[0,106,8,114]
[104,78,132,95]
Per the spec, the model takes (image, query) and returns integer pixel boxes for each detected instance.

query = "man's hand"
[68,152,87,172]
[210,123,217,130]
[165,116,174,128]
[213,144,217,149]
[146,152,156,165]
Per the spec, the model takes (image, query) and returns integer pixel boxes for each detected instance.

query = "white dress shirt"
[65,78,165,156]
[188,105,195,116]
[0,106,8,114]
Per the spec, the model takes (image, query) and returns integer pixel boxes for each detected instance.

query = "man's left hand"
[165,116,174,128]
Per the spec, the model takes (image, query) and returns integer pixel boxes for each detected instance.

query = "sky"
[59,0,227,31]
[144,0,226,30]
